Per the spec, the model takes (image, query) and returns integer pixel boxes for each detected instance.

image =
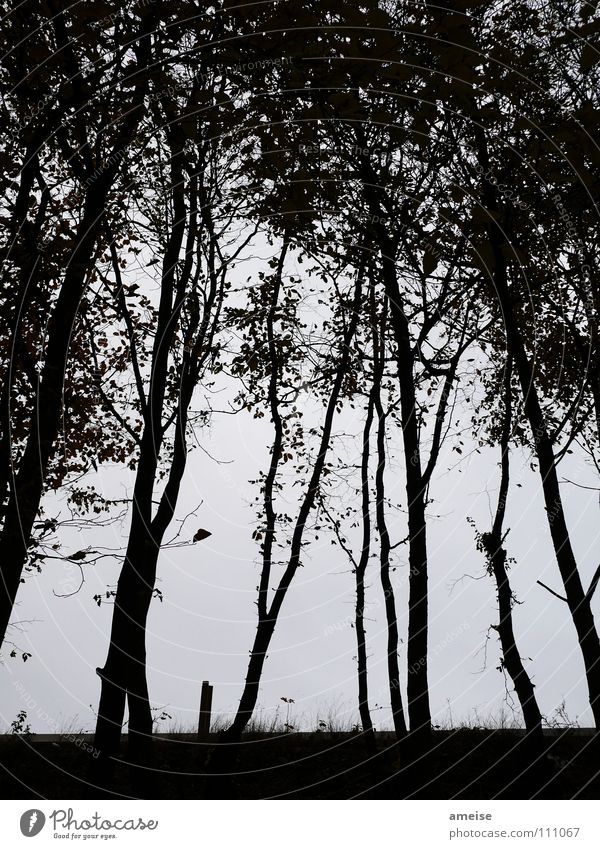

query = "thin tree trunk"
[220,241,289,743]
[353,158,431,742]
[472,124,600,728]
[482,357,543,741]
[0,144,47,521]
[422,0,600,728]
[355,387,377,753]
[378,249,431,743]
[224,621,277,741]
[221,254,364,746]
[372,299,407,741]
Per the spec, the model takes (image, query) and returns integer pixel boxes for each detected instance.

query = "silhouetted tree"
[220,241,366,749]
[0,1,160,653]
[423,0,600,726]
[472,357,544,741]
[93,74,253,772]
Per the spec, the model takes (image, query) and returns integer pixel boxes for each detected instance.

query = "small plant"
[10,710,32,738]
[151,707,173,731]
[545,700,579,730]
[280,697,295,732]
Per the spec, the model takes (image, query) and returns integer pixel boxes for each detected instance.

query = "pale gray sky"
[2,389,598,735]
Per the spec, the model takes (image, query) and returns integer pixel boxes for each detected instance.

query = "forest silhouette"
[1,0,600,799]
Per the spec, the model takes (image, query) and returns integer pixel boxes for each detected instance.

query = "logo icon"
[19,810,45,837]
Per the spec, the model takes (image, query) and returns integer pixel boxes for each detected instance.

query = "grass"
[159,694,377,738]
[1,701,595,800]
[1,696,582,739]
[162,700,580,737]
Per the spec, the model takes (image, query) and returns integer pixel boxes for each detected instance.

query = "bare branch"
[537,580,568,603]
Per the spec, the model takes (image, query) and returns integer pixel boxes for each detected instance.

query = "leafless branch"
[537,579,568,603]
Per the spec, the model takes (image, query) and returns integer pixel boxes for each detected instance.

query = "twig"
[537,579,568,603]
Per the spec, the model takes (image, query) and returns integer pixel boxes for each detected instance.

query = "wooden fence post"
[197,680,213,741]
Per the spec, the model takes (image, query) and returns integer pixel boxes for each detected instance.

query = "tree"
[471,357,543,742]
[0,1,160,653]
[357,0,600,730]
[218,237,366,752]
[93,70,254,772]
[371,296,408,742]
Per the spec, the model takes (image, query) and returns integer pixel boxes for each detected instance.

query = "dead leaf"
[193,529,212,542]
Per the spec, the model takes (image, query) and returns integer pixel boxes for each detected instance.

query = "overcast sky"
[1,375,598,737]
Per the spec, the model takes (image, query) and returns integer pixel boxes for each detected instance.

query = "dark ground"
[0,730,598,800]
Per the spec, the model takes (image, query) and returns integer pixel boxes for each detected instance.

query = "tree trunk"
[221,259,364,745]
[375,402,408,741]
[93,396,181,760]
[94,543,157,757]
[93,426,163,760]
[372,304,408,741]
[499,291,600,726]
[93,129,193,764]
[379,251,431,743]
[221,620,275,743]
[0,173,118,651]
[472,125,600,727]
[489,543,543,738]
[355,389,377,754]
[355,167,432,743]
[0,143,47,523]
[0,22,151,652]
[484,358,543,741]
